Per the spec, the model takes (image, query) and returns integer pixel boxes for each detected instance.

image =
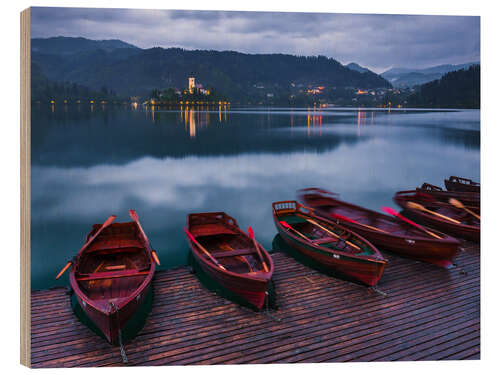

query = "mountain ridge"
[31,36,392,101]
[381,62,479,87]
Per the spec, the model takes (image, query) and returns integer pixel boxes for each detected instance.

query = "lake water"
[31,105,480,290]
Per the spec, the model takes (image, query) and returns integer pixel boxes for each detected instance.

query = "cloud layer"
[31,7,480,73]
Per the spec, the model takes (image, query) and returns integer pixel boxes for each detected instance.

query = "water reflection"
[189,108,196,138]
[30,106,480,289]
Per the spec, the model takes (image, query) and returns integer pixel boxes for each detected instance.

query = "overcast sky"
[30,7,480,73]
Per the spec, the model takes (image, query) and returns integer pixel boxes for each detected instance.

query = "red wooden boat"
[416,183,480,207]
[67,210,157,345]
[393,190,480,242]
[298,188,461,268]
[272,200,386,286]
[444,176,480,193]
[185,212,274,310]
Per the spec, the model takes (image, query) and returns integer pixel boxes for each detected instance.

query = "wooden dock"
[31,241,480,367]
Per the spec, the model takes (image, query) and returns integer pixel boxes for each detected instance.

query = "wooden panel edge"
[20,7,31,368]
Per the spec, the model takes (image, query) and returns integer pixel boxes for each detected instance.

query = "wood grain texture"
[30,241,479,367]
[20,7,31,368]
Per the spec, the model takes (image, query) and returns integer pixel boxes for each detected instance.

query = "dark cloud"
[30,7,480,73]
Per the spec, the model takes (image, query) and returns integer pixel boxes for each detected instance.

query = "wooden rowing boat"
[69,210,156,345]
[186,212,274,310]
[444,176,480,193]
[298,188,461,268]
[416,183,480,207]
[393,190,480,242]
[272,200,386,286]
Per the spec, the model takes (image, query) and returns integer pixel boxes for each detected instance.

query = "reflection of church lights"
[189,109,196,138]
[307,108,311,137]
[219,106,222,123]
[358,110,361,137]
[151,105,155,122]
[357,109,367,137]
[319,113,322,136]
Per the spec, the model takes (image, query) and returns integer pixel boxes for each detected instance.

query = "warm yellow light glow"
[189,108,196,138]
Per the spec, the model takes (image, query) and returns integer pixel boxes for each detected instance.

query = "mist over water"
[31,105,479,289]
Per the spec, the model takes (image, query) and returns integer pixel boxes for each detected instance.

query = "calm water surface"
[31,105,480,289]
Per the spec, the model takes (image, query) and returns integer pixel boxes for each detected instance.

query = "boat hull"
[329,223,458,268]
[69,217,156,345]
[393,192,480,242]
[401,209,479,242]
[444,177,480,193]
[71,278,152,344]
[189,244,270,309]
[417,183,479,206]
[299,188,461,268]
[271,207,386,287]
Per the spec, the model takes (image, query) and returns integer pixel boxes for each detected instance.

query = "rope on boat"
[263,290,281,322]
[369,286,388,297]
[452,263,468,276]
[110,302,128,364]
[118,328,128,364]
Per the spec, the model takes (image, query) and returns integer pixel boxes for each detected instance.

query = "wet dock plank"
[31,241,480,367]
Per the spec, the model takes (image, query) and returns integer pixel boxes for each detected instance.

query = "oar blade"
[331,213,356,224]
[448,198,462,208]
[152,250,161,266]
[382,206,399,217]
[279,221,292,229]
[128,209,139,222]
[248,226,255,239]
[55,261,72,280]
[102,214,117,227]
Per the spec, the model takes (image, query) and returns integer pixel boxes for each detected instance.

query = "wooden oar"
[280,221,311,241]
[55,261,72,280]
[382,206,441,239]
[304,217,361,251]
[331,213,389,234]
[449,198,480,220]
[248,226,269,272]
[129,209,160,266]
[185,229,227,271]
[406,202,461,224]
[56,214,116,279]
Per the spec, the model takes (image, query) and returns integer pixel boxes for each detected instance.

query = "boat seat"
[210,249,256,258]
[192,224,236,237]
[312,238,337,245]
[76,269,149,282]
[105,265,126,270]
[87,238,144,252]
